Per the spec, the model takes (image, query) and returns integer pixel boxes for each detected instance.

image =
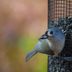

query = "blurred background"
[0,0,48,72]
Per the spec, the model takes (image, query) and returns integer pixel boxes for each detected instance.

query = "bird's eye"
[50,31,53,35]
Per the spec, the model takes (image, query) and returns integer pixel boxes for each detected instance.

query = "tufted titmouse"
[26,27,65,62]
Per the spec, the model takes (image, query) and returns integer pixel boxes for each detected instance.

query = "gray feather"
[25,49,37,62]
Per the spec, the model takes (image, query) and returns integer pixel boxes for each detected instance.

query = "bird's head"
[40,27,65,41]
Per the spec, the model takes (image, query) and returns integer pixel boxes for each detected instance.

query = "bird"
[25,27,65,62]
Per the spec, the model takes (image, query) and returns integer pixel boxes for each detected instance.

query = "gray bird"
[26,27,65,62]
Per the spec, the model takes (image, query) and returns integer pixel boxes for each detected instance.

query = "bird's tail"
[25,49,37,62]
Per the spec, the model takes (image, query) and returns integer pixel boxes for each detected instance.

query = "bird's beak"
[39,34,48,39]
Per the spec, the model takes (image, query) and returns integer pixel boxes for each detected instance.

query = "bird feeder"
[48,0,72,72]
